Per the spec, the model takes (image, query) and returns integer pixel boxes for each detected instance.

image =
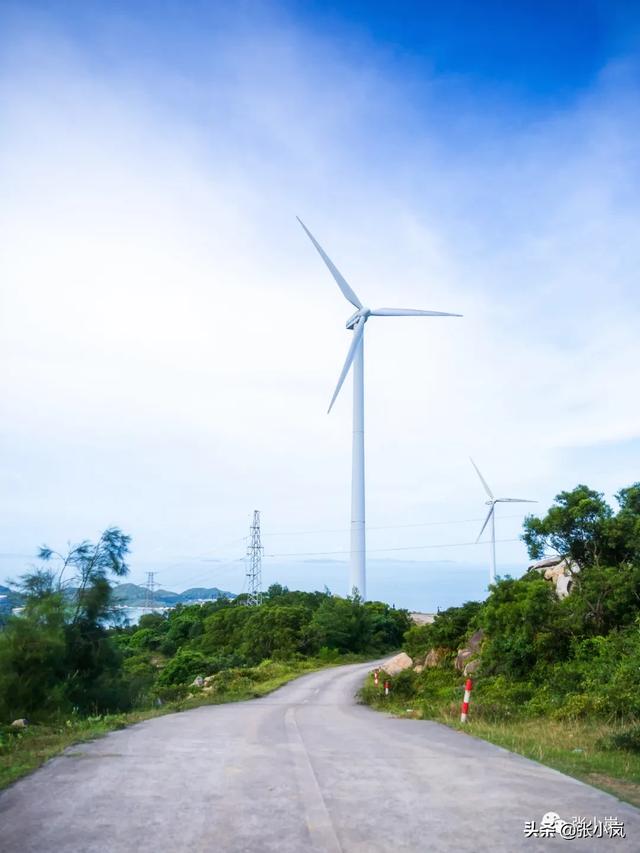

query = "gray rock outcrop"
[455,629,484,672]
[382,652,413,676]
[528,556,579,599]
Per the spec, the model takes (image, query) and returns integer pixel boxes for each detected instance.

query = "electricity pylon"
[246,510,263,606]
[143,571,157,610]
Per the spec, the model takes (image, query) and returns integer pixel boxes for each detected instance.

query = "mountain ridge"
[112,582,235,606]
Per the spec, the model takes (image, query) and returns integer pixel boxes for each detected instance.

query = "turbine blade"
[297,218,362,309]
[496,498,537,503]
[328,317,365,413]
[476,506,494,542]
[470,457,494,500]
[370,307,462,317]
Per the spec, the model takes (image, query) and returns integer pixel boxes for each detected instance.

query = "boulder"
[191,676,204,688]
[413,665,424,674]
[467,629,484,651]
[424,647,447,668]
[529,556,564,570]
[455,649,474,671]
[528,556,579,599]
[11,719,28,729]
[463,658,481,677]
[381,652,413,676]
[455,630,484,672]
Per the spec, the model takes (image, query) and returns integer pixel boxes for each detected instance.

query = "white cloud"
[1,13,639,596]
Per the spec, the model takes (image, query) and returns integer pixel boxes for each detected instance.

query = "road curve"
[1,661,639,852]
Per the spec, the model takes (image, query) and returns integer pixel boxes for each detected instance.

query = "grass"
[360,672,640,808]
[0,656,359,791]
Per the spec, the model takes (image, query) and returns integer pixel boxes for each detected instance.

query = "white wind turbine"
[470,458,536,586]
[298,217,461,600]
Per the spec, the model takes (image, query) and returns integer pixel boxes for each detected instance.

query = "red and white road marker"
[384,680,390,696]
[460,678,473,723]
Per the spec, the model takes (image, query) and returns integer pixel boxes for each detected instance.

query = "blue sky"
[1,1,639,605]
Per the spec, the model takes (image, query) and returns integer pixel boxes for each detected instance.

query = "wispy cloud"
[1,6,638,595]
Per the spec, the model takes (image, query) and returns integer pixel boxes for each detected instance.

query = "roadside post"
[460,678,473,723]
[384,679,390,697]
[373,669,379,687]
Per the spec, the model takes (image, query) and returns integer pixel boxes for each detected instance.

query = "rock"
[529,556,564,570]
[455,630,484,672]
[381,652,413,676]
[11,719,28,729]
[455,649,474,671]
[463,658,481,677]
[424,647,447,668]
[467,629,484,651]
[413,665,424,674]
[203,675,216,687]
[528,556,579,599]
[191,676,204,688]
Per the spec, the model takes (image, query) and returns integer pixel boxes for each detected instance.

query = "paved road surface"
[2,661,639,852]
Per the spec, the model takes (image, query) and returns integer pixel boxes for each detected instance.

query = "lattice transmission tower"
[246,510,263,606]
[143,571,157,610]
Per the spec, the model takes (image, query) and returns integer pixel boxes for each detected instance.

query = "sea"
[259,558,525,613]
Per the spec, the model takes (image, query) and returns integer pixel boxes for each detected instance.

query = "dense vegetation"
[3,482,640,797]
[0,536,410,725]
[394,483,640,718]
[361,483,640,802]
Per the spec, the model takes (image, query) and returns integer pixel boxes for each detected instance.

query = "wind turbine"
[298,217,461,600]
[470,458,536,586]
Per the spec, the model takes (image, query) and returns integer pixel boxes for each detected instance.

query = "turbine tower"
[298,218,461,600]
[470,458,536,586]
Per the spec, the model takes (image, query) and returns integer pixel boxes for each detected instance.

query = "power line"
[265,537,522,559]
[261,513,529,537]
[173,556,246,590]
[128,510,532,587]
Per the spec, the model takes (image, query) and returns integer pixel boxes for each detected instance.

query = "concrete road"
[2,661,639,852]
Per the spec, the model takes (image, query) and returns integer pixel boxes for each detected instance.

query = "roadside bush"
[599,726,640,753]
[156,650,210,686]
[403,602,482,661]
[471,676,536,721]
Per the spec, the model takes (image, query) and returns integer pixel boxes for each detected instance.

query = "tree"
[522,485,612,566]
[38,527,131,624]
[0,528,133,717]
[479,574,563,678]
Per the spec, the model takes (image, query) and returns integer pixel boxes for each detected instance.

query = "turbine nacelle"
[346,308,371,329]
[297,217,461,413]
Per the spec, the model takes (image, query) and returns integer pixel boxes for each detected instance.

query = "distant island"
[0,582,235,614]
[0,584,22,614]
[111,583,236,607]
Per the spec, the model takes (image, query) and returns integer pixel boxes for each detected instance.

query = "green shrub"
[599,726,640,753]
[156,650,210,686]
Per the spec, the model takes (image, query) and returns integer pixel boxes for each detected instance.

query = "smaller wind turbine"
[470,458,536,586]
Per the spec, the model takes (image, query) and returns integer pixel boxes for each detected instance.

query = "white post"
[490,507,496,586]
[350,333,366,600]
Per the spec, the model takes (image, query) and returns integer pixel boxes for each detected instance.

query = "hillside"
[0,585,23,614]
[111,582,235,607]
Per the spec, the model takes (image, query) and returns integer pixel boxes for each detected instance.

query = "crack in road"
[285,705,342,853]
